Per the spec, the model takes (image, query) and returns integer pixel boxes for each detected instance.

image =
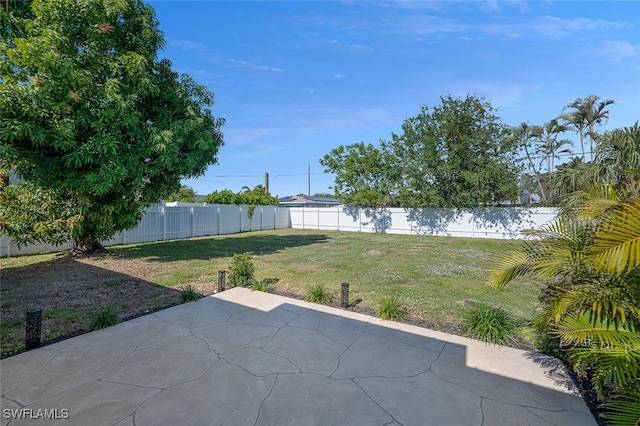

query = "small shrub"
[250,278,278,292]
[377,294,405,321]
[228,252,256,288]
[89,305,120,330]
[179,285,203,303]
[461,303,516,345]
[304,283,333,304]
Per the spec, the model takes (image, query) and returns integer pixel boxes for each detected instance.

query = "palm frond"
[554,314,640,347]
[486,249,532,289]
[487,217,592,288]
[603,383,640,426]
[589,199,640,275]
[557,315,640,390]
[548,279,640,324]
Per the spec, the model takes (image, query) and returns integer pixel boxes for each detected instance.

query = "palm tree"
[538,119,572,200]
[595,122,640,189]
[510,122,545,200]
[562,95,614,162]
[487,189,640,424]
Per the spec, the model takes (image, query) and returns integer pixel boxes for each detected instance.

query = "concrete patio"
[1,288,597,425]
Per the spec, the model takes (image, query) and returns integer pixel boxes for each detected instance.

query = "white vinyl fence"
[0,203,291,257]
[1,204,558,257]
[290,206,558,239]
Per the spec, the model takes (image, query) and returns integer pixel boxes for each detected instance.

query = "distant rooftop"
[278,194,341,207]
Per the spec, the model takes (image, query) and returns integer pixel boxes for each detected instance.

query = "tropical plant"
[538,119,573,200]
[561,95,614,161]
[487,192,640,423]
[508,122,546,201]
[594,122,640,189]
[228,252,256,288]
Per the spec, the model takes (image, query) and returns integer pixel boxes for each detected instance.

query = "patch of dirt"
[362,249,382,257]
[0,253,214,358]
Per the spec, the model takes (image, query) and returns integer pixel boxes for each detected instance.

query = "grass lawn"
[0,228,544,356]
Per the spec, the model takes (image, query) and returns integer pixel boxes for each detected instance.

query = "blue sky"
[149,1,640,198]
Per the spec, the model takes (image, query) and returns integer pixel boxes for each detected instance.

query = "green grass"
[124,230,543,327]
[1,229,543,350]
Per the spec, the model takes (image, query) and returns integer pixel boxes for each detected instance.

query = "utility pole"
[264,172,269,194]
[308,163,311,197]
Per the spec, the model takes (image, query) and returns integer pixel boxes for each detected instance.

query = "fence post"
[162,204,167,241]
[191,207,195,238]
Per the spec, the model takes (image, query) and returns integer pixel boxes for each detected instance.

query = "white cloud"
[446,81,541,112]
[600,40,640,61]
[168,38,208,51]
[333,73,344,79]
[228,59,284,73]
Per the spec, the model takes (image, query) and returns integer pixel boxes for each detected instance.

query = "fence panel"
[1,205,558,257]
[290,206,558,239]
[1,204,291,257]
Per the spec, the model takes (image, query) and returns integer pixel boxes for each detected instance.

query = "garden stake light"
[341,282,349,308]
[217,270,226,293]
[25,308,42,350]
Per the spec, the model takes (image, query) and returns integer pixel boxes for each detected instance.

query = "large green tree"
[0,0,224,253]
[384,94,520,208]
[319,142,393,207]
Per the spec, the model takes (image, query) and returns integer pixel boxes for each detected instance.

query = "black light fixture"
[26,308,42,350]
[217,270,226,293]
[341,282,349,308]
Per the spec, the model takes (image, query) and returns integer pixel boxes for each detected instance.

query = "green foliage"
[319,142,393,207]
[204,185,278,207]
[89,305,120,330]
[487,180,640,418]
[304,283,333,304]
[228,252,256,288]
[603,383,640,426]
[377,294,405,321]
[561,94,614,162]
[166,185,197,203]
[0,182,76,247]
[321,95,520,208]
[0,0,224,253]
[178,285,202,303]
[250,278,278,292]
[461,303,517,345]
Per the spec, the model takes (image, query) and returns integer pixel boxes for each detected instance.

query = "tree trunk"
[71,238,108,256]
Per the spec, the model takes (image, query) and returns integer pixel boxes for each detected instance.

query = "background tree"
[0,0,224,254]
[165,185,197,203]
[561,95,614,162]
[507,122,546,201]
[384,94,520,208]
[537,119,572,200]
[319,142,393,207]
[203,185,278,206]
